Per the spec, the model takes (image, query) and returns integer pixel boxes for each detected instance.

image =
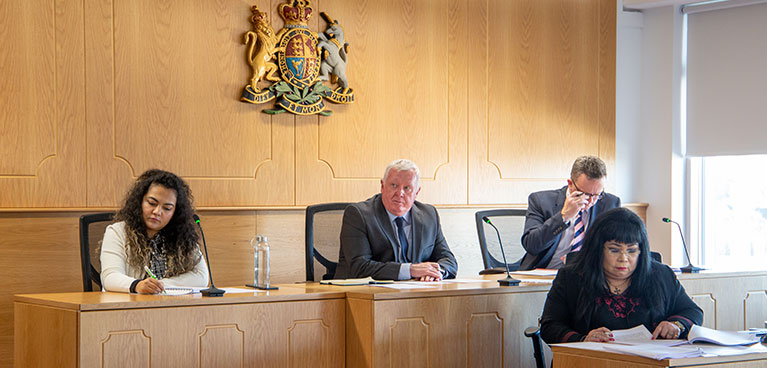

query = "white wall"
[616,4,687,265]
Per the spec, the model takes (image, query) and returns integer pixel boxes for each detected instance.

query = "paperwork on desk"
[161,287,264,295]
[604,343,704,359]
[679,325,761,346]
[509,269,558,277]
[557,325,762,361]
[320,276,394,286]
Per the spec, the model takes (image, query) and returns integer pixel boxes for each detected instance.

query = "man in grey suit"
[520,156,621,270]
[334,159,458,281]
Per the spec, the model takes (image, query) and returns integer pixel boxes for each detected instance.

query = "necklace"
[606,279,630,294]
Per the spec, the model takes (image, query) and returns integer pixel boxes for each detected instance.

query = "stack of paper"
[678,325,760,346]
[604,343,703,359]
[319,276,394,286]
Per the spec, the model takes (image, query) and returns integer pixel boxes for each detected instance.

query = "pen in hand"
[143,266,166,294]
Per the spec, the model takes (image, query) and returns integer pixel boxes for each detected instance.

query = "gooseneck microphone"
[662,217,703,273]
[194,214,225,296]
[482,217,521,286]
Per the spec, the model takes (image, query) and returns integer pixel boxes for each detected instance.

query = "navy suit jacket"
[334,194,458,280]
[519,186,621,270]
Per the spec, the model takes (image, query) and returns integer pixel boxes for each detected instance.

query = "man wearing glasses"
[519,156,621,270]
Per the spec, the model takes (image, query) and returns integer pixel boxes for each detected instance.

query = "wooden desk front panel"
[679,273,767,331]
[347,290,548,368]
[76,298,344,368]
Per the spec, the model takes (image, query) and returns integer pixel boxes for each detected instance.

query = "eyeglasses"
[571,181,604,201]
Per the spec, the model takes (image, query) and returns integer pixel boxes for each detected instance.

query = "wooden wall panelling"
[0,0,86,207]
[0,212,82,367]
[467,0,616,204]
[294,0,468,205]
[85,0,293,207]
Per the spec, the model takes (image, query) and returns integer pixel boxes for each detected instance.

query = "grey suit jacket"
[519,186,621,270]
[334,194,458,280]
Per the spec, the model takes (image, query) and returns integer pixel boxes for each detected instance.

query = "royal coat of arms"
[240,0,354,116]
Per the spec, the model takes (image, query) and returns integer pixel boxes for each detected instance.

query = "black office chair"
[475,209,527,274]
[525,318,547,368]
[79,212,115,292]
[305,203,351,281]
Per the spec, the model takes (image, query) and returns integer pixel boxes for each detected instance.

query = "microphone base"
[245,284,280,290]
[680,265,704,273]
[200,286,226,297]
[498,275,521,286]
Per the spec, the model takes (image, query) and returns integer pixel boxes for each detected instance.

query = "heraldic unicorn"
[240,0,354,116]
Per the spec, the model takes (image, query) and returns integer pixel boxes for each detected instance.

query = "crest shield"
[278,29,319,89]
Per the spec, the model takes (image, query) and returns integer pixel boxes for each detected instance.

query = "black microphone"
[482,217,521,286]
[193,214,225,296]
[662,217,703,273]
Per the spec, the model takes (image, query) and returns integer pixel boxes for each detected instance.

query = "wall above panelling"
[1,0,616,208]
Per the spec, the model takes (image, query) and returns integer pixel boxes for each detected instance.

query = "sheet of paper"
[371,283,438,289]
[509,269,558,277]
[514,277,553,284]
[686,325,761,346]
[163,287,195,296]
[441,279,496,283]
[611,325,653,343]
[603,343,703,360]
[222,287,265,293]
[398,281,444,286]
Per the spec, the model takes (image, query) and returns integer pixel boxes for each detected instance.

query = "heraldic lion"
[243,6,282,92]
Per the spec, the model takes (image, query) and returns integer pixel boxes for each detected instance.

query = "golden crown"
[278,0,313,26]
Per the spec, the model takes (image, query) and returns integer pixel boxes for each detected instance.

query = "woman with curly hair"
[100,169,209,294]
[541,207,702,344]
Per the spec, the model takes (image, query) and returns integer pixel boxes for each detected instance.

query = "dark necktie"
[570,210,585,252]
[395,217,409,262]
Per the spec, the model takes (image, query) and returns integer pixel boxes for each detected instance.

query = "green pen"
[143,265,166,294]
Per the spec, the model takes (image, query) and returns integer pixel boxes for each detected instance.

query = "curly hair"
[114,169,201,277]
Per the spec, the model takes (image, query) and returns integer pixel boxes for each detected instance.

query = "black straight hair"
[571,207,664,319]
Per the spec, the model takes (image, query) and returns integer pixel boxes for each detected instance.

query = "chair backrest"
[475,209,528,272]
[305,203,351,281]
[79,212,115,291]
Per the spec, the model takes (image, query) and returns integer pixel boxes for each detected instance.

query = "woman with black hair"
[540,207,702,344]
[100,169,209,294]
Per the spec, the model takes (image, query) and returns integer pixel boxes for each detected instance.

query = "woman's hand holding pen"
[136,278,165,294]
[140,265,166,294]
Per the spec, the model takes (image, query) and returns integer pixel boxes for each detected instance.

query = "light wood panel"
[3,0,616,208]
[351,291,548,368]
[744,291,767,330]
[84,0,293,207]
[679,273,767,331]
[13,303,77,367]
[75,298,345,367]
[295,0,468,205]
[468,0,617,204]
[0,0,86,207]
[690,293,717,329]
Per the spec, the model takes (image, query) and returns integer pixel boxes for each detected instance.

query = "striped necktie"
[395,217,409,262]
[570,211,585,252]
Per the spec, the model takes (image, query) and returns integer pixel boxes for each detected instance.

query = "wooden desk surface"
[551,343,767,367]
[14,285,346,311]
[297,275,552,300]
